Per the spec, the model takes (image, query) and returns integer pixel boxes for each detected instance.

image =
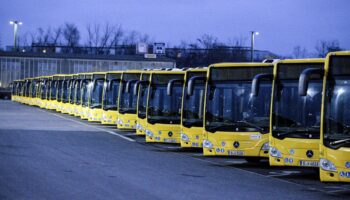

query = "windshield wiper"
[206,123,237,133]
[274,127,319,138]
[90,103,102,108]
[105,105,118,110]
[330,138,350,146]
[183,120,202,128]
[236,120,266,134]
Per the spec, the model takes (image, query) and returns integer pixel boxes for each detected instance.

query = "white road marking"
[37,109,135,142]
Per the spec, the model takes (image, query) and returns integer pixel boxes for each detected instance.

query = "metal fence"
[0,52,175,88]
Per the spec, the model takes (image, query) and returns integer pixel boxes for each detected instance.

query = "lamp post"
[250,31,259,62]
[9,20,23,51]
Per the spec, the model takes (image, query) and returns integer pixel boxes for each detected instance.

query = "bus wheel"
[245,157,261,163]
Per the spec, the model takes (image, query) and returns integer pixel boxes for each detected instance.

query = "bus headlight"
[145,130,153,137]
[181,133,190,142]
[136,123,143,130]
[270,147,282,158]
[117,118,123,125]
[320,158,337,172]
[203,140,213,149]
[261,142,270,151]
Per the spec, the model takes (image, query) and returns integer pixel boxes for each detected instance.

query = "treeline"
[12,22,344,66]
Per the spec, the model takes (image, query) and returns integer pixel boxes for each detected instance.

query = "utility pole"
[250,31,259,62]
[10,20,23,51]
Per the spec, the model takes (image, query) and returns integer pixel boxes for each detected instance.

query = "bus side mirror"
[125,80,138,93]
[251,73,273,97]
[133,80,149,96]
[108,79,120,91]
[298,68,324,96]
[167,79,184,96]
[187,76,206,96]
[93,78,105,91]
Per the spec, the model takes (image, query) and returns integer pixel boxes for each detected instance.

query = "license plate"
[164,138,177,143]
[228,150,245,156]
[125,124,129,127]
[299,160,319,167]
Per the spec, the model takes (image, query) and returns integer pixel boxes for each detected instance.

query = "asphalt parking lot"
[0,100,349,199]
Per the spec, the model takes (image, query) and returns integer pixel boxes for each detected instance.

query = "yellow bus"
[38,76,50,108]
[181,68,207,148]
[201,63,273,161]
[135,71,151,135]
[80,73,93,119]
[67,74,79,115]
[56,75,67,112]
[22,78,32,105]
[269,59,324,168]
[72,74,86,116]
[87,72,106,122]
[117,71,141,129]
[45,76,55,110]
[319,51,350,182]
[101,71,122,125]
[60,75,74,114]
[145,69,186,143]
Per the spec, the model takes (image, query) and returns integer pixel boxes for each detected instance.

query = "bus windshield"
[119,74,140,114]
[82,81,91,107]
[50,81,57,100]
[75,81,82,105]
[103,80,120,111]
[147,74,184,124]
[182,72,206,128]
[31,81,37,97]
[205,67,272,133]
[137,76,150,119]
[40,81,47,100]
[62,80,69,103]
[90,80,104,108]
[69,80,76,104]
[272,63,323,139]
[324,56,350,149]
[57,80,63,102]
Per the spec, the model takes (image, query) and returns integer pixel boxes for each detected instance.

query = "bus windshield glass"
[50,81,57,100]
[90,79,104,108]
[272,63,323,139]
[205,67,273,133]
[147,74,184,124]
[41,81,47,99]
[57,80,63,102]
[82,80,91,107]
[62,80,70,103]
[137,74,150,119]
[324,56,350,148]
[103,79,120,111]
[182,72,206,128]
[119,73,140,114]
[75,81,81,105]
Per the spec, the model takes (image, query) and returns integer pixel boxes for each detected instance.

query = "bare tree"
[86,23,124,54]
[122,30,139,45]
[315,40,341,57]
[62,23,80,51]
[293,45,308,58]
[197,34,218,49]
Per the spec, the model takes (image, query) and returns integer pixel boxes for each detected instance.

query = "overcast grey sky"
[0,0,349,56]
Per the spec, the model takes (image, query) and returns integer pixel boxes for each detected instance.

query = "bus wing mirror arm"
[251,73,273,97]
[108,78,120,91]
[187,76,207,96]
[167,79,184,96]
[133,80,149,96]
[125,80,138,93]
[298,68,324,96]
[92,78,105,92]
